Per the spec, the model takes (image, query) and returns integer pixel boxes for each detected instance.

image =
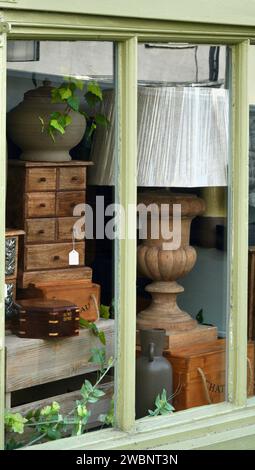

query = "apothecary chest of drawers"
[6,160,93,288]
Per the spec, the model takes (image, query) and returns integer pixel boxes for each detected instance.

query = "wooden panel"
[25,242,85,270]
[56,191,85,217]
[26,218,56,243]
[26,192,55,218]
[5,319,115,392]
[26,168,57,192]
[58,166,86,190]
[18,267,92,288]
[57,217,81,241]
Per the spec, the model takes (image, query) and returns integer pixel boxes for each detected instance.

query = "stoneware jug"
[136,328,173,419]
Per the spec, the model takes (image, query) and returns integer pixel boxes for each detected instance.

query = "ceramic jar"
[7,80,86,162]
[136,328,173,418]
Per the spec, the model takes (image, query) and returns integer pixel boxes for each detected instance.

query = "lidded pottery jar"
[136,328,173,419]
[7,80,86,162]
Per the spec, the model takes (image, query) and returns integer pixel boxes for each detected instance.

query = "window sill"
[24,400,255,450]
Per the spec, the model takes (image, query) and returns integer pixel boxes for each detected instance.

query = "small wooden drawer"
[58,167,86,190]
[57,217,82,241]
[25,242,85,271]
[56,191,85,217]
[26,219,56,243]
[26,168,57,192]
[26,193,56,218]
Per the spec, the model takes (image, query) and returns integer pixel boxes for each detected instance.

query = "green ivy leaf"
[100,304,110,320]
[58,87,72,100]
[67,96,79,112]
[84,91,101,108]
[93,388,105,398]
[95,114,110,127]
[99,398,115,426]
[87,396,99,404]
[50,119,65,135]
[4,412,27,434]
[89,347,106,367]
[73,79,84,91]
[87,81,103,101]
[5,438,24,450]
[64,114,72,126]
[79,317,91,329]
[98,331,106,346]
[84,380,93,393]
[50,111,62,120]
[51,88,62,103]
[46,428,62,440]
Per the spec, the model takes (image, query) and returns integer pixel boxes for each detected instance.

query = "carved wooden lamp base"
[136,191,218,351]
[137,281,217,350]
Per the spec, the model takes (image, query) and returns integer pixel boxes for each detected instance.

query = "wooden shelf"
[5,319,115,393]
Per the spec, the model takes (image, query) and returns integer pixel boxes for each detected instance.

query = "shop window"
[4,40,116,448]
[90,43,236,419]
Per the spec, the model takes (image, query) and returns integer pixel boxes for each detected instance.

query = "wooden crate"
[164,339,255,411]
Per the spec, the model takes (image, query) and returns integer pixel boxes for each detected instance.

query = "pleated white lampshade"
[89,86,229,187]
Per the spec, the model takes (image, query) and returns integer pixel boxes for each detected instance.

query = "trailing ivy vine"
[39,77,109,142]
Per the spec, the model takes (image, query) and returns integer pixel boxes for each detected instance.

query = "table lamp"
[89,85,229,348]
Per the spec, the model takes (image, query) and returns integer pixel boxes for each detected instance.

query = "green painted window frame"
[0,9,254,450]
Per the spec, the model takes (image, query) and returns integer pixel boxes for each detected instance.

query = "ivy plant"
[5,348,114,449]
[148,389,175,417]
[39,77,109,142]
[79,317,106,346]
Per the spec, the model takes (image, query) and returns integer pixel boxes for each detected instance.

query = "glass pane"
[135,43,230,418]
[5,40,116,447]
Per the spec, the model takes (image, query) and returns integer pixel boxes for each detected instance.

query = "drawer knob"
[71,176,78,182]
[39,177,46,182]
[39,203,46,208]
[38,229,45,234]
[53,255,60,261]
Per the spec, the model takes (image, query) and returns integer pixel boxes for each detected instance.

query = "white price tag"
[69,249,79,265]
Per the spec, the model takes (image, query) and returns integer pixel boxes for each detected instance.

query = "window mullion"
[228,40,249,406]
[114,37,137,431]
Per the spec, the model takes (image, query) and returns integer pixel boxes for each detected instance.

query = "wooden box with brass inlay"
[18,279,101,322]
[12,299,80,339]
